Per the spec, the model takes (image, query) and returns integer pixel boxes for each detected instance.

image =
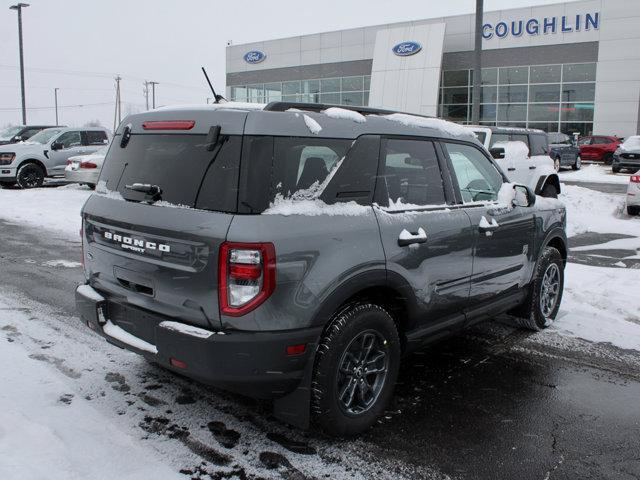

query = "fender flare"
[535,173,561,196]
[538,226,568,264]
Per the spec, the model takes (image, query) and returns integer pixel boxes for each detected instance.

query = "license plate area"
[106,301,161,346]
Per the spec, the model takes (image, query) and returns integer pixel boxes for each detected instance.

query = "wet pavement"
[1,184,640,479]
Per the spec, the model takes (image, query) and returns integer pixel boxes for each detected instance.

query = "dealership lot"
[0,174,639,479]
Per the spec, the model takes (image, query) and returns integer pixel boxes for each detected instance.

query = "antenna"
[201,67,225,103]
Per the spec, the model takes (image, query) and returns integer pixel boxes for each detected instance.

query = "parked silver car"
[0,126,109,188]
[64,146,108,189]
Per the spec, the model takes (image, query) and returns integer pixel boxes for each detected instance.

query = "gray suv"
[75,103,567,436]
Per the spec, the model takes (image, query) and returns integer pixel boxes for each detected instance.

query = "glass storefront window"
[481,68,498,85]
[563,63,596,82]
[320,92,340,104]
[561,122,593,137]
[247,84,264,103]
[443,70,469,87]
[528,103,560,122]
[342,76,363,92]
[441,104,468,122]
[498,104,527,122]
[320,78,341,93]
[561,83,595,102]
[474,86,497,103]
[528,122,559,133]
[530,65,561,84]
[231,86,247,102]
[342,91,364,106]
[499,66,528,84]
[302,80,320,94]
[364,76,371,91]
[530,84,561,103]
[561,103,594,122]
[282,94,299,102]
[264,83,282,102]
[441,87,469,104]
[480,104,497,122]
[498,85,528,103]
[282,81,301,95]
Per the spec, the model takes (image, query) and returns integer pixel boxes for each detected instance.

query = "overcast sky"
[0,0,579,130]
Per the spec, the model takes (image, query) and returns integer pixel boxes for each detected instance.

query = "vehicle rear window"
[238,136,352,213]
[529,134,548,156]
[98,134,241,213]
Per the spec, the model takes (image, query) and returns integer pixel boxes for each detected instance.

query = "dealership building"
[226,0,640,137]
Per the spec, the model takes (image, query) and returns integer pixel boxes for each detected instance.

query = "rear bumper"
[613,158,640,171]
[65,168,99,184]
[75,284,321,399]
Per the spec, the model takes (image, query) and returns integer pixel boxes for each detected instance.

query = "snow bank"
[302,114,322,135]
[559,164,630,185]
[323,107,366,123]
[380,113,476,139]
[0,184,91,241]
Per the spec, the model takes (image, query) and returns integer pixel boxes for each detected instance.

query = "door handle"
[398,227,427,247]
[479,216,499,234]
[529,165,537,170]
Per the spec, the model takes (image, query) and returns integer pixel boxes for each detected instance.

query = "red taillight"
[66,159,72,165]
[218,242,276,317]
[286,344,307,356]
[142,120,195,130]
[631,175,640,183]
[170,358,187,369]
[80,162,98,169]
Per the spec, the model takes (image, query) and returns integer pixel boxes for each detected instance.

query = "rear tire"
[603,153,613,165]
[311,303,400,437]
[553,157,561,171]
[16,162,45,189]
[513,247,564,331]
[612,165,621,174]
[572,156,582,170]
[628,205,640,216]
[87,183,96,190]
[541,183,559,199]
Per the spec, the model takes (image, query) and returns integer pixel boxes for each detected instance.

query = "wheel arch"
[17,158,48,175]
[541,229,567,267]
[535,173,561,196]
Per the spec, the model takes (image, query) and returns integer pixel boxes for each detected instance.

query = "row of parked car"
[0,124,109,189]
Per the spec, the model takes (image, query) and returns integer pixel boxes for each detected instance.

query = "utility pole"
[54,88,59,125]
[471,0,483,124]
[149,81,158,109]
[143,81,150,110]
[10,3,29,125]
[113,75,122,132]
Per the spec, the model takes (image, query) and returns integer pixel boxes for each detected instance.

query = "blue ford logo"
[243,50,266,64]
[392,41,422,56]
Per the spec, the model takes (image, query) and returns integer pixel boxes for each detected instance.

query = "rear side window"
[56,131,82,148]
[238,136,352,213]
[99,134,241,212]
[376,138,445,208]
[529,134,548,155]
[84,130,108,145]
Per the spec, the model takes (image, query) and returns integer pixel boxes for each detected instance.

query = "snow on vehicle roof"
[322,107,367,123]
[379,113,476,140]
[155,101,267,112]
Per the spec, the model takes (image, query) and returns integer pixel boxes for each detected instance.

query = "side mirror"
[13,135,22,142]
[489,147,505,160]
[50,141,62,151]
[513,184,536,208]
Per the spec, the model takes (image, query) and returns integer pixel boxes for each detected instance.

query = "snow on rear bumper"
[74,284,321,398]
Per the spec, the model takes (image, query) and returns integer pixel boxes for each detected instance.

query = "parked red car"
[578,136,623,164]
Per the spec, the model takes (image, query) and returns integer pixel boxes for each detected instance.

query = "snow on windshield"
[621,136,640,151]
[0,126,21,140]
[26,128,63,144]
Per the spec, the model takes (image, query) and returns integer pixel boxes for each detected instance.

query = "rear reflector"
[229,264,262,280]
[286,344,306,356]
[631,175,640,183]
[170,358,187,369]
[142,120,195,130]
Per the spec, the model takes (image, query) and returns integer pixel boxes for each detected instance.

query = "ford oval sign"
[244,50,266,64]
[392,41,422,56]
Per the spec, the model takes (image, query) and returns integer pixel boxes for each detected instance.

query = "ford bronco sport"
[76,102,567,436]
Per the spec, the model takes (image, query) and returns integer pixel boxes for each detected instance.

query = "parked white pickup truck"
[469,125,561,198]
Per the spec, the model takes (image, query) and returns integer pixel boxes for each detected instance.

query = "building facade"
[226,0,640,137]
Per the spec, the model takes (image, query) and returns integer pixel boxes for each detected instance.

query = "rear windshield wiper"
[125,183,163,202]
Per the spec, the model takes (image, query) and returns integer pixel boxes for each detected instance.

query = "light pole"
[10,3,29,125]
[149,81,158,109]
[471,0,483,124]
[54,88,59,125]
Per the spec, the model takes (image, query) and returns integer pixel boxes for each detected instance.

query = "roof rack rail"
[263,101,434,119]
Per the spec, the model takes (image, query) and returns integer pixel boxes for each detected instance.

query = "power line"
[0,101,145,111]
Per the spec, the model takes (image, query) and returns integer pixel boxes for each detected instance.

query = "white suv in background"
[469,126,561,198]
[0,127,110,189]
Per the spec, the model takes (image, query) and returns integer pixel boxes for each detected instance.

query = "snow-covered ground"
[558,163,632,185]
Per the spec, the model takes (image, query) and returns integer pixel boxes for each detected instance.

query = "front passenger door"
[373,138,474,337]
[442,142,535,306]
[48,131,84,175]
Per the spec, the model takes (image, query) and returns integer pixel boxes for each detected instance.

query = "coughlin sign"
[483,12,599,39]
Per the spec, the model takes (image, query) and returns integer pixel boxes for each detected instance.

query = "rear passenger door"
[48,130,84,174]
[373,137,474,335]
[442,141,535,307]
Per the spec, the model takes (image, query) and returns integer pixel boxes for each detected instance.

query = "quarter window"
[444,143,503,203]
[378,139,446,208]
[84,130,108,145]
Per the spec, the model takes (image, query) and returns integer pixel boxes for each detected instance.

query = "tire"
[603,153,613,165]
[16,162,45,189]
[553,157,561,171]
[541,183,558,199]
[87,183,96,190]
[572,156,582,171]
[612,165,621,174]
[628,205,640,216]
[513,247,564,331]
[311,303,401,437]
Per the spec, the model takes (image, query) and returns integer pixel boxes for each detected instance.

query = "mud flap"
[272,345,316,430]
